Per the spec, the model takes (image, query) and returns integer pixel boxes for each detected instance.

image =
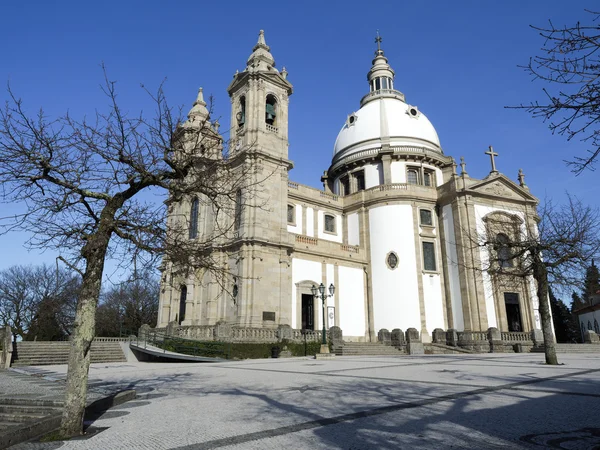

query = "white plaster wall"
[317,211,343,243]
[306,208,314,237]
[442,205,465,330]
[291,258,322,329]
[369,205,420,331]
[422,273,445,331]
[390,161,406,183]
[364,162,383,188]
[287,204,302,234]
[474,204,529,329]
[348,213,360,246]
[338,266,366,337]
[578,310,600,337]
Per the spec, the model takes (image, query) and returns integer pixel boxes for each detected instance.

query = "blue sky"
[1,1,598,282]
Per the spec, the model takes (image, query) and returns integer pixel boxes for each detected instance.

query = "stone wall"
[0,326,12,369]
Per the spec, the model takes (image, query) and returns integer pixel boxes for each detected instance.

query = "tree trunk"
[59,234,109,437]
[532,251,559,365]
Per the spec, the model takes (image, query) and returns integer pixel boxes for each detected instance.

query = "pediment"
[468,175,537,203]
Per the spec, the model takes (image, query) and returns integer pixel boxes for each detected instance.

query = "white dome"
[333,97,441,158]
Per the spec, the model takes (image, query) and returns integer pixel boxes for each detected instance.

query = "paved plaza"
[9,353,600,449]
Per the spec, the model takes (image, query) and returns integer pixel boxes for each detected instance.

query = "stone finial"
[247,29,275,71]
[281,66,288,80]
[451,157,458,176]
[460,156,468,176]
[518,168,527,188]
[213,120,220,132]
[256,29,267,48]
[187,87,209,120]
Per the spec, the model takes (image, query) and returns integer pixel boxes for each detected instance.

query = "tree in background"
[518,10,600,173]
[549,289,580,343]
[571,291,586,312]
[96,270,159,337]
[0,265,79,341]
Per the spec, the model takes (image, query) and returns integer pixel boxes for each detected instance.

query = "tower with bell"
[224,30,295,327]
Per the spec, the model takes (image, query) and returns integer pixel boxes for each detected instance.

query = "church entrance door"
[504,292,522,332]
[179,285,187,325]
[301,294,314,330]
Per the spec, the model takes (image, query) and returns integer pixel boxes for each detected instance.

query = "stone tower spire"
[246,30,276,71]
[187,88,209,121]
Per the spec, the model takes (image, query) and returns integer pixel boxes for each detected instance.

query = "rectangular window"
[324,214,336,233]
[422,241,436,271]
[287,204,295,224]
[420,209,433,226]
[407,169,419,185]
[340,176,350,195]
[355,171,365,192]
[234,190,242,231]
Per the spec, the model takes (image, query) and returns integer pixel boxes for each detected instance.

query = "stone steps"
[532,344,600,354]
[11,341,127,366]
[334,342,405,356]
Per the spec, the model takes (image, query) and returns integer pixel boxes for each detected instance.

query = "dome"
[333,96,441,158]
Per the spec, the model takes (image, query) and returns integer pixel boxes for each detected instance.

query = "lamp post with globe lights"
[311,282,335,354]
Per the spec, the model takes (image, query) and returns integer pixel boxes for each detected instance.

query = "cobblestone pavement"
[9,353,600,449]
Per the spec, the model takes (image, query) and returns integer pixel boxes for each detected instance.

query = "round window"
[410,108,418,116]
[386,252,399,269]
[349,115,355,124]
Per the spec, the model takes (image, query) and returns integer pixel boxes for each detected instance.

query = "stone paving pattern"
[8,353,600,449]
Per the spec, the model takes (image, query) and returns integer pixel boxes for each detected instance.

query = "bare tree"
[472,195,600,364]
[0,70,259,437]
[96,269,159,336]
[0,264,78,340]
[514,10,600,173]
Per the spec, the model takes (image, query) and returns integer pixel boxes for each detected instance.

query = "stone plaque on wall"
[263,311,276,321]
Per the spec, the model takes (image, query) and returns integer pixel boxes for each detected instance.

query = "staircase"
[334,342,406,356]
[531,343,600,354]
[11,341,127,367]
[0,397,64,447]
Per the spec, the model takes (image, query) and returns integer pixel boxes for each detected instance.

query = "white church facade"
[157,31,542,342]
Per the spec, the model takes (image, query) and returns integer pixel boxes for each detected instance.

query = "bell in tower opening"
[265,94,277,126]
[236,96,246,127]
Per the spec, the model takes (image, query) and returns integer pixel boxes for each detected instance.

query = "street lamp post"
[311,282,335,354]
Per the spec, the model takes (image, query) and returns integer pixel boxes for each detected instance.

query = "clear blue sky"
[1,1,598,284]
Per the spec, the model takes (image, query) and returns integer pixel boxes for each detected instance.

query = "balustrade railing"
[266,124,278,133]
[340,244,360,254]
[296,235,318,246]
[501,332,531,342]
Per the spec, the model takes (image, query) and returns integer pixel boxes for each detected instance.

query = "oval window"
[387,252,399,269]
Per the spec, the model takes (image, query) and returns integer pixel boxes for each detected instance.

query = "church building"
[157,31,542,343]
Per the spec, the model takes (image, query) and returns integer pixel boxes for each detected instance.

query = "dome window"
[347,113,358,127]
[407,105,420,118]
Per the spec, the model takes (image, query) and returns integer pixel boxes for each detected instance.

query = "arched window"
[496,233,513,268]
[178,285,187,325]
[236,96,246,127]
[589,320,593,330]
[265,94,277,126]
[189,197,199,239]
[234,190,243,231]
[594,319,599,334]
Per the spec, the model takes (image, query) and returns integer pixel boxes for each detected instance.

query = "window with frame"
[407,169,419,185]
[287,204,295,224]
[340,176,350,196]
[423,170,434,187]
[420,209,433,226]
[234,189,242,231]
[355,171,365,192]
[189,197,199,239]
[496,233,514,268]
[422,241,436,271]
[324,214,336,233]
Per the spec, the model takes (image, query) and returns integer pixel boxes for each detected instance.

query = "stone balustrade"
[295,235,318,246]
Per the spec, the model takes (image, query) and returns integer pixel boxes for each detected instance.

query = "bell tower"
[226,30,294,327]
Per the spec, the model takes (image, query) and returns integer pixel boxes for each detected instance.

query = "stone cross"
[485,145,499,173]
[460,156,467,175]
[518,168,527,187]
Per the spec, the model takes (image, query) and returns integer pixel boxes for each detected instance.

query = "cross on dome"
[375,30,383,54]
